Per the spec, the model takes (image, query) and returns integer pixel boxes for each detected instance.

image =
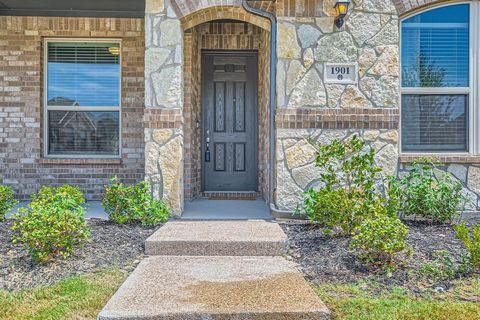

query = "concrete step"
[98,255,329,320]
[145,220,288,256]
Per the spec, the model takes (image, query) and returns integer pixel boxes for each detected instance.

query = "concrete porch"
[99,219,330,319]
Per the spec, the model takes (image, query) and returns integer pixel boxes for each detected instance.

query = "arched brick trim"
[171,0,274,19]
[394,0,460,16]
[180,5,271,31]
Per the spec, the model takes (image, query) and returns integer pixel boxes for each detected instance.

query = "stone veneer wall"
[144,0,480,214]
[144,0,184,215]
[273,0,480,212]
[0,16,145,200]
[274,0,401,210]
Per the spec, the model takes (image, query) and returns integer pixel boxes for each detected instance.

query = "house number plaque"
[324,63,358,84]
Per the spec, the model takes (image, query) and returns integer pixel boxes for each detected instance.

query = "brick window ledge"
[399,155,480,164]
[38,158,122,165]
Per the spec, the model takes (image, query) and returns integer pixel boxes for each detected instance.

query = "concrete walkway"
[99,220,330,319]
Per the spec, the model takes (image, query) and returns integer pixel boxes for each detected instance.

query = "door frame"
[200,50,259,192]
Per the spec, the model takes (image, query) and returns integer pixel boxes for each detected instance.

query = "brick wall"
[0,16,145,200]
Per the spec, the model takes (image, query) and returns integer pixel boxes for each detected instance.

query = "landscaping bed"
[0,219,158,291]
[282,220,475,296]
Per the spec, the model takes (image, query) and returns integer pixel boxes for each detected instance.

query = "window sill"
[399,155,480,164]
[39,158,122,165]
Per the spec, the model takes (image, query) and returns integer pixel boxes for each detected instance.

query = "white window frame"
[399,1,476,155]
[43,38,122,159]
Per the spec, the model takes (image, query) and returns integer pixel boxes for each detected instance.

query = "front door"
[202,51,258,192]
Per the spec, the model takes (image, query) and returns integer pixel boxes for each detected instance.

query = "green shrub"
[0,185,17,221]
[31,185,85,208]
[350,208,409,265]
[298,135,399,234]
[102,177,169,226]
[454,221,480,271]
[11,185,90,263]
[398,158,463,223]
[418,250,471,281]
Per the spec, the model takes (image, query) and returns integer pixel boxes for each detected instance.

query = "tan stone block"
[341,85,372,108]
[159,135,183,213]
[380,130,398,143]
[146,0,164,14]
[277,22,301,59]
[153,129,173,145]
[285,140,316,169]
[315,17,335,34]
[468,166,480,195]
[363,130,380,141]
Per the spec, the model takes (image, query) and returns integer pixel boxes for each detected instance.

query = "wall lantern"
[334,0,350,28]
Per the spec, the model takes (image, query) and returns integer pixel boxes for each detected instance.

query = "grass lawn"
[317,278,480,320]
[0,268,126,320]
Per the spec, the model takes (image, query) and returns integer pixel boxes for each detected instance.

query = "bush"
[398,158,463,223]
[0,185,17,221]
[298,135,399,234]
[350,208,409,265]
[102,178,169,226]
[454,221,480,271]
[11,185,90,263]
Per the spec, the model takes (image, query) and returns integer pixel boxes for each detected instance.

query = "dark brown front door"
[202,51,258,192]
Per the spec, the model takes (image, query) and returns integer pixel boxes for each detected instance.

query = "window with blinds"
[401,4,470,152]
[401,95,468,152]
[45,40,121,157]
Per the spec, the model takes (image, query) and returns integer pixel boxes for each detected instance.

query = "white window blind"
[47,42,121,107]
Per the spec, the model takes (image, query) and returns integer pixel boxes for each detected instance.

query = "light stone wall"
[274,0,401,211]
[277,0,400,110]
[276,128,398,211]
[143,0,480,215]
[398,164,480,212]
[145,128,184,214]
[145,0,183,109]
[145,0,184,216]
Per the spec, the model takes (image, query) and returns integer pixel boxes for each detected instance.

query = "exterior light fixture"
[334,0,350,28]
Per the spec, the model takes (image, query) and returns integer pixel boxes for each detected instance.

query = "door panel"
[202,52,258,192]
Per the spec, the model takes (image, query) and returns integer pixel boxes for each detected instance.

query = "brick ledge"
[39,158,122,165]
[399,155,480,164]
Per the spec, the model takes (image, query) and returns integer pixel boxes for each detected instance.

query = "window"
[401,4,470,152]
[44,40,121,157]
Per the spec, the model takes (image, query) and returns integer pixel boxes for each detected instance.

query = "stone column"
[144,0,184,216]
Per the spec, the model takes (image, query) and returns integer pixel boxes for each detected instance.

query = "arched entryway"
[181,6,272,205]
[143,0,272,216]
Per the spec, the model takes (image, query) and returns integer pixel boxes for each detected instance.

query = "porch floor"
[8,201,108,219]
[8,199,271,220]
[182,198,271,220]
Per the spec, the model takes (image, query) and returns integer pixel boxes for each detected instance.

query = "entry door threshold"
[201,191,259,200]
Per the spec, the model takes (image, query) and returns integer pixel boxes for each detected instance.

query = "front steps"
[145,220,287,256]
[98,256,329,320]
[99,220,330,320]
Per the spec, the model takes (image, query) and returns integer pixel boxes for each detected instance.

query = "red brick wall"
[0,16,145,200]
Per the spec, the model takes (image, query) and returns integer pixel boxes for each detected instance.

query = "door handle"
[205,129,211,162]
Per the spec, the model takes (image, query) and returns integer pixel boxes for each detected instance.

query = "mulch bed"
[281,220,474,296]
[0,219,158,291]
